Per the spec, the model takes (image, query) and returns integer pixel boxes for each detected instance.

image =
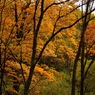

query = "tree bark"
[24,63,36,95]
[71,41,81,95]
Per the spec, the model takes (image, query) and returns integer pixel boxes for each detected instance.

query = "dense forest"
[0,0,95,95]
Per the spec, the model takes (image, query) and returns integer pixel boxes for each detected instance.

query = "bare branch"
[84,56,95,79]
[43,0,70,13]
[35,6,95,65]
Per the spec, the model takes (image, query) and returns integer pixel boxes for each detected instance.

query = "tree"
[0,0,95,95]
[71,0,95,95]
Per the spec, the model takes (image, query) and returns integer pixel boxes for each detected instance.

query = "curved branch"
[35,6,95,65]
[84,56,95,80]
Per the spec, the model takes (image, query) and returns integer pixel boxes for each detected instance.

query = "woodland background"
[0,0,95,95]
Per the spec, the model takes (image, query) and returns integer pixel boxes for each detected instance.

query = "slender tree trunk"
[24,25,38,95]
[71,43,81,95]
[24,63,36,95]
[80,8,89,95]
[80,62,84,95]
[0,44,2,95]
[23,47,37,95]
[71,1,91,94]
[80,40,85,95]
[0,3,2,95]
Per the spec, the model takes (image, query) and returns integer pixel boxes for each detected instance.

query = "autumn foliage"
[85,23,95,56]
[0,0,95,95]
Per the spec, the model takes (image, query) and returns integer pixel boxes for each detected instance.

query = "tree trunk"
[24,63,36,95]
[71,40,81,95]
[0,44,2,95]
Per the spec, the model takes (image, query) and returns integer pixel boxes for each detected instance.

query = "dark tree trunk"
[0,45,2,95]
[24,64,36,95]
[71,43,81,95]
